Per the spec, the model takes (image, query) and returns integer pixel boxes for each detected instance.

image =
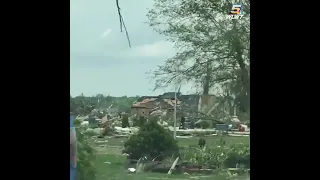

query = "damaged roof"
[132,98,158,108]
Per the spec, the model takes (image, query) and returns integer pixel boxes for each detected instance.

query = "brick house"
[131,97,158,116]
[131,95,182,117]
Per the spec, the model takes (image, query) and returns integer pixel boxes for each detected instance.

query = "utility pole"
[173,87,177,140]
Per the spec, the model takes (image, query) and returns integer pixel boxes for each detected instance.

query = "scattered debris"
[167,157,179,175]
[128,168,136,173]
[81,121,89,126]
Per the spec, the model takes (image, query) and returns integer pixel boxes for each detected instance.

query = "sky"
[70,0,198,97]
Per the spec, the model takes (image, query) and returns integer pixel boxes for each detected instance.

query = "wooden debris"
[167,157,179,175]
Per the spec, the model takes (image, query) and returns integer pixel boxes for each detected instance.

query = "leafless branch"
[116,0,131,48]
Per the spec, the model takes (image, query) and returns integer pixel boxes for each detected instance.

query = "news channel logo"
[226,4,245,20]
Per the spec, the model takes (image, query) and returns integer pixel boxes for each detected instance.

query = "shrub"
[132,116,146,127]
[195,121,210,129]
[122,116,129,128]
[190,120,195,129]
[198,138,206,148]
[87,117,97,125]
[74,118,82,126]
[180,140,250,169]
[180,117,186,129]
[123,119,179,160]
[89,124,99,129]
[223,145,250,169]
[75,124,96,180]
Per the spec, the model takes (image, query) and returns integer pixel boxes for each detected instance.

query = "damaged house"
[131,92,201,118]
[131,95,182,117]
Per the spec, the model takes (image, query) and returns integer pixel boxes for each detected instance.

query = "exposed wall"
[131,107,152,116]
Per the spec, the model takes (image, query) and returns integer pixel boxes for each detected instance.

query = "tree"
[122,115,129,128]
[70,96,96,116]
[146,0,250,113]
[123,119,179,160]
[70,94,139,115]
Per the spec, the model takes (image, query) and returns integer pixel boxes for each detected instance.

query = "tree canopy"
[146,0,250,113]
[70,94,139,116]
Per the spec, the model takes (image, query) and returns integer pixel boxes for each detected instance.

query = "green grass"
[93,136,250,180]
[95,153,248,180]
[102,136,249,147]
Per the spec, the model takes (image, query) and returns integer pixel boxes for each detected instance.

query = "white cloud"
[127,40,176,58]
[100,28,112,38]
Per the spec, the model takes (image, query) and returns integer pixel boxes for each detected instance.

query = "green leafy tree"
[70,94,139,115]
[123,119,179,160]
[146,0,250,113]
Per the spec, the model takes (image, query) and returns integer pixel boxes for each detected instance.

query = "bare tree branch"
[116,0,131,48]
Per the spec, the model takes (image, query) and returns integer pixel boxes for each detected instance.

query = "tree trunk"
[201,61,212,112]
[232,26,250,112]
[203,61,211,95]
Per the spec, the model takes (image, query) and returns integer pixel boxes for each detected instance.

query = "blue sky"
[70,0,195,97]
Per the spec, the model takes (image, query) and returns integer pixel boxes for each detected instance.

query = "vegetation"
[70,94,139,115]
[132,116,147,127]
[122,115,129,128]
[71,0,251,179]
[198,138,206,148]
[100,135,249,148]
[74,120,97,180]
[181,141,250,169]
[123,119,179,160]
[146,0,250,119]
[195,120,210,129]
[74,112,249,179]
[95,154,246,180]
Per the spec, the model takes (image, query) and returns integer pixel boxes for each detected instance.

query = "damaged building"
[131,92,201,119]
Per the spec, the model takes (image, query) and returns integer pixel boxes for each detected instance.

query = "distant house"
[131,92,189,116]
[131,92,224,117]
[131,97,158,116]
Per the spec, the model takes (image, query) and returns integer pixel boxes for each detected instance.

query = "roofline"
[131,106,153,109]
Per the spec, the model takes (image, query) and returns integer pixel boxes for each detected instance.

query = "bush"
[132,116,146,127]
[180,117,186,129]
[180,143,250,169]
[195,121,210,129]
[75,125,96,180]
[223,145,250,169]
[122,116,129,128]
[74,118,82,126]
[89,124,99,129]
[87,117,97,125]
[198,138,206,148]
[123,119,179,160]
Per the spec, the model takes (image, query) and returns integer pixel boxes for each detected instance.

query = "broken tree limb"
[167,157,179,175]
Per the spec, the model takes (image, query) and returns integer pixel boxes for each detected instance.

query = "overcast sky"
[70,0,196,97]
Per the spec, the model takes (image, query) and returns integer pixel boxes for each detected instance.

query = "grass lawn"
[95,153,249,180]
[100,135,249,148]
[93,136,250,180]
